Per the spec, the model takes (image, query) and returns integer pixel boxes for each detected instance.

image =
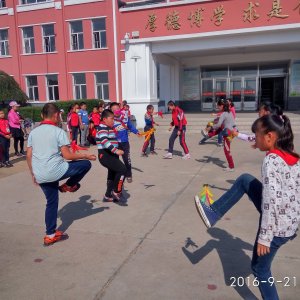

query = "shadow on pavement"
[195,156,226,168]
[57,195,109,232]
[182,228,258,300]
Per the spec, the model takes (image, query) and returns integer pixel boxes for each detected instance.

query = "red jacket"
[70,112,79,127]
[170,107,187,130]
[90,112,101,126]
[0,119,10,137]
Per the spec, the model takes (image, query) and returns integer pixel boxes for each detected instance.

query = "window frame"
[70,21,84,51]
[42,24,56,53]
[46,74,59,101]
[0,29,9,56]
[95,72,109,100]
[22,26,35,54]
[0,0,6,8]
[92,18,107,49]
[73,73,87,100]
[26,75,39,101]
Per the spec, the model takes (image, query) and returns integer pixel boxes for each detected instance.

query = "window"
[22,27,35,54]
[92,18,107,49]
[0,0,6,8]
[95,72,109,99]
[0,29,9,56]
[70,21,84,50]
[46,75,59,100]
[73,73,86,99]
[26,76,39,101]
[42,24,55,53]
[20,0,49,4]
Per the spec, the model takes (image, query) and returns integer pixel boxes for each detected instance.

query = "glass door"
[215,79,227,105]
[243,78,257,110]
[201,79,214,110]
[229,78,242,111]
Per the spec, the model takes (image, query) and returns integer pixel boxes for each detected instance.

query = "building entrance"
[260,77,286,109]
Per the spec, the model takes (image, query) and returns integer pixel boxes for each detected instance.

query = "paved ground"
[0,122,299,300]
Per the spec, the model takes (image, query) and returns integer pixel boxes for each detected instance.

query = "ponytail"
[252,114,299,158]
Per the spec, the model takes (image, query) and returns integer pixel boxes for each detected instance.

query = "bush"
[18,99,107,122]
[0,70,28,103]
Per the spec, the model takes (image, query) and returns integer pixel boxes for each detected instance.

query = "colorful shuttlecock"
[199,184,214,206]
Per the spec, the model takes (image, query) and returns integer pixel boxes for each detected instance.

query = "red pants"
[223,137,234,169]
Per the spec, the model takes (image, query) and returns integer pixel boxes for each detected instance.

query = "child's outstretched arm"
[61,146,96,161]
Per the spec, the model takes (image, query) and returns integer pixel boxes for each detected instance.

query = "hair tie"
[279,115,284,124]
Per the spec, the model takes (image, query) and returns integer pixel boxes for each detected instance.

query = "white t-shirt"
[27,124,70,184]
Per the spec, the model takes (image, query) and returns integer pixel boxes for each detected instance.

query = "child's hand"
[86,154,97,161]
[257,243,270,256]
[137,132,142,137]
[251,143,257,149]
[168,127,172,131]
[32,175,38,186]
[177,130,181,136]
[232,131,239,137]
[5,134,11,139]
[116,149,124,156]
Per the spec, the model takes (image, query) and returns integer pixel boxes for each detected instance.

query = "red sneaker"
[59,183,81,193]
[43,231,69,246]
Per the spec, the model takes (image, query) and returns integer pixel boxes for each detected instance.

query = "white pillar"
[122,42,158,128]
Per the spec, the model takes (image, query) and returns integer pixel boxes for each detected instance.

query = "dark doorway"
[260,77,285,109]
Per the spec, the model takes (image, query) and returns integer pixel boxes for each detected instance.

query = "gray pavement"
[0,122,299,300]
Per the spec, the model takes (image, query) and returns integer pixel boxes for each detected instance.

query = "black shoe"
[4,161,13,168]
[15,152,22,157]
[150,151,158,155]
[0,162,4,168]
[20,151,26,156]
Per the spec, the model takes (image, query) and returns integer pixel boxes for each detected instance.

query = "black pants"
[168,126,189,154]
[10,127,24,153]
[119,142,132,178]
[98,150,126,196]
[0,135,10,162]
[71,126,79,144]
[142,125,155,153]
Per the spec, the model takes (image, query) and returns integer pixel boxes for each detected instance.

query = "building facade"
[1,0,300,127]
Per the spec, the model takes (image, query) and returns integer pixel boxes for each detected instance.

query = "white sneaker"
[223,167,234,172]
[163,152,173,159]
[182,153,191,160]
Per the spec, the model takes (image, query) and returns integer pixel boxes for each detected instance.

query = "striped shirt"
[96,123,119,154]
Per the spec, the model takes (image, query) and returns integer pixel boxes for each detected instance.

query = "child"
[8,101,25,156]
[0,110,12,168]
[234,102,283,143]
[227,98,236,119]
[194,114,300,300]
[69,103,80,144]
[26,103,96,246]
[110,102,139,183]
[96,109,127,204]
[78,102,89,146]
[90,106,101,130]
[211,100,236,171]
[87,120,97,146]
[141,104,159,157]
[163,101,190,160]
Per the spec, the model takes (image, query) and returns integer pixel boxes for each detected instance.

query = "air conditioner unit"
[131,31,140,39]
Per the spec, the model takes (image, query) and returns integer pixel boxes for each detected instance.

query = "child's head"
[227,98,234,107]
[98,104,104,113]
[0,110,5,119]
[167,100,176,111]
[216,99,229,112]
[73,103,79,112]
[89,120,95,128]
[9,101,20,111]
[101,109,114,127]
[41,103,60,123]
[147,104,154,114]
[258,102,283,117]
[124,104,130,111]
[110,102,120,113]
[93,106,99,113]
[80,102,87,110]
[252,114,299,157]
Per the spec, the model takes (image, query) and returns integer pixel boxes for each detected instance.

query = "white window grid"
[70,21,84,51]
[26,76,39,101]
[0,29,9,56]
[22,27,35,54]
[20,0,50,4]
[93,30,106,49]
[46,75,59,100]
[73,74,86,100]
[42,25,55,53]
[95,72,109,100]
[0,0,6,8]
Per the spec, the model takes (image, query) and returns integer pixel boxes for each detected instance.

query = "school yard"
[0,113,300,300]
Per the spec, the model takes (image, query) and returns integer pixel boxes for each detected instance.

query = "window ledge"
[67,48,108,53]
[64,0,103,6]
[0,55,12,58]
[17,1,55,13]
[21,52,58,56]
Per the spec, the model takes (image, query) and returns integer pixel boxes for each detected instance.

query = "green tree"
[0,70,28,103]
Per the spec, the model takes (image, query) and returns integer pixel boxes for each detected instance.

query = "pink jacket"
[8,109,21,129]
